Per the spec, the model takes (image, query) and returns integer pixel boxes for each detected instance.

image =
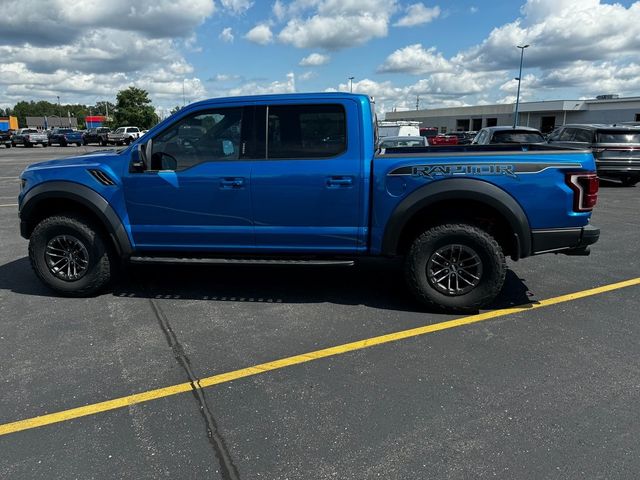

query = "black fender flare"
[381,178,531,258]
[19,181,133,257]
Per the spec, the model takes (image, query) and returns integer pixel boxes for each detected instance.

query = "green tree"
[112,87,158,129]
[170,105,182,115]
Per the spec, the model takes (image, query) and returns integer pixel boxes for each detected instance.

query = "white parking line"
[0,203,18,207]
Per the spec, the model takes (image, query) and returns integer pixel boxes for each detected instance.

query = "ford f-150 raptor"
[17,93,600,311]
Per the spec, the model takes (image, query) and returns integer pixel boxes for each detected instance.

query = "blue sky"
[1,0,639,116]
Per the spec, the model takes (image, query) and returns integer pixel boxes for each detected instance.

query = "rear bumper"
[531,225,600,256]
[596,160,640,176]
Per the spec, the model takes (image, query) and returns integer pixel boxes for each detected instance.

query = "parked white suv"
[107,126,140,145]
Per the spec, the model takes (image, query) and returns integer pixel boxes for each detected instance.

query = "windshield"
[493,131,545,143]
[596,131,640,144]
[115,128,125,133]
[60,129,74,134]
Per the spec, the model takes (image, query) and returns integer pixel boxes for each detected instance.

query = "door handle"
[326,176,353,188]
[220,177,245,189]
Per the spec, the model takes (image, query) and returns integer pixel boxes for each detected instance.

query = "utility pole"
[348,76,354,93]
[416,95,420,110]
[183,79,186,106]
[513,44,530,128]
[56,95,61,128]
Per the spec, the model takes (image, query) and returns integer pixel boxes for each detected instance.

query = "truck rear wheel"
[29,214,114,297]
[404,224,506,312]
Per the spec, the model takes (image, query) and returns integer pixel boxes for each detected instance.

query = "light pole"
[348,76,354,93]
[513,44,529,128]
[182,79,186,106]
[56,95,61,128]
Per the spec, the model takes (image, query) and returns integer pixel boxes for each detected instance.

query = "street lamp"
[56,95,61,128]
[348,76,354,93]
[513,44,529,128]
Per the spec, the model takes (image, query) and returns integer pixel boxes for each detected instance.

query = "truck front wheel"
[404,224,506,312]
[29,214,114,297]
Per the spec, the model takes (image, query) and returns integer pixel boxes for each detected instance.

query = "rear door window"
[559,128,576,141]
[572,129,593,143]
[266,104,346,159]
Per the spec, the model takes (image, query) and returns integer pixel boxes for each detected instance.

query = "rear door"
[250,100,364,253]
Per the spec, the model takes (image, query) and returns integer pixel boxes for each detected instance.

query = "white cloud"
[299,53,330,66]
[226,73,296,96]
[0,1,215,108]
[393,3,441,27]
[299,71,317,81]
[0,0,216,46]
[277,0,398,50]
[454,0,640,72]
[378,44,452,74]
[219,27,234,43]
[245,24,273,45]
[220,0,253,14]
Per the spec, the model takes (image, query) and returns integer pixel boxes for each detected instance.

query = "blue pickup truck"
[18,93,600,311]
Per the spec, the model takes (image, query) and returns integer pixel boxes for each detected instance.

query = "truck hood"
[23,149,121,172]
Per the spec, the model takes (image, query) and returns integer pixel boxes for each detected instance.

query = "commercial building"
[385,95,640,134]
[26,116,78,129]
[0,116,18,131]
[85,115,107,128]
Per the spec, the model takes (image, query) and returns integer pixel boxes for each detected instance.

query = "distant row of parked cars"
[0,126,146,148]
[379,123,640,187]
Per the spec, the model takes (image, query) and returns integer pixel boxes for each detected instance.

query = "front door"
[123,106,255,252]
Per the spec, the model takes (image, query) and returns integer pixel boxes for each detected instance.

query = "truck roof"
[187,92,371,108]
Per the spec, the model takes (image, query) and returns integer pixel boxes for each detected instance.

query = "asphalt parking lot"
[0,145,639,479]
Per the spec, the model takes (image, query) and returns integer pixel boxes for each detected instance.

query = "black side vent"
[88,169,116,186]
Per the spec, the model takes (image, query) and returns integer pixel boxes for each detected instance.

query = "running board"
[129,256,355,266]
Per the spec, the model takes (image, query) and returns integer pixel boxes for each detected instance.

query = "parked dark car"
[0,130,13,148]
[472,126,546,145]
[82,127,111,146]
[547,124,640,186]
[48,128,83,147]
[379,135,429,148]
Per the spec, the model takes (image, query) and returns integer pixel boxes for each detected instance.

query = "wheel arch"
[20,181,132,258]
[382,178,531,259]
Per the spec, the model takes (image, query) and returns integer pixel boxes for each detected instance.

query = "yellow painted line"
[1,277,639,437]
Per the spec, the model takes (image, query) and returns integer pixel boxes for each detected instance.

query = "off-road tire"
[404,223,506,312]
[29,214,114,297]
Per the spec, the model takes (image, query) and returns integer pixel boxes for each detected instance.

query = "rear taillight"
[566,172,599,212]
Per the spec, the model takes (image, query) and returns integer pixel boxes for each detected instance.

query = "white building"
[384,95,640,134]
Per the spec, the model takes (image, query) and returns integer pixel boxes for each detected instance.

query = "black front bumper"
[531,225,600,256]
